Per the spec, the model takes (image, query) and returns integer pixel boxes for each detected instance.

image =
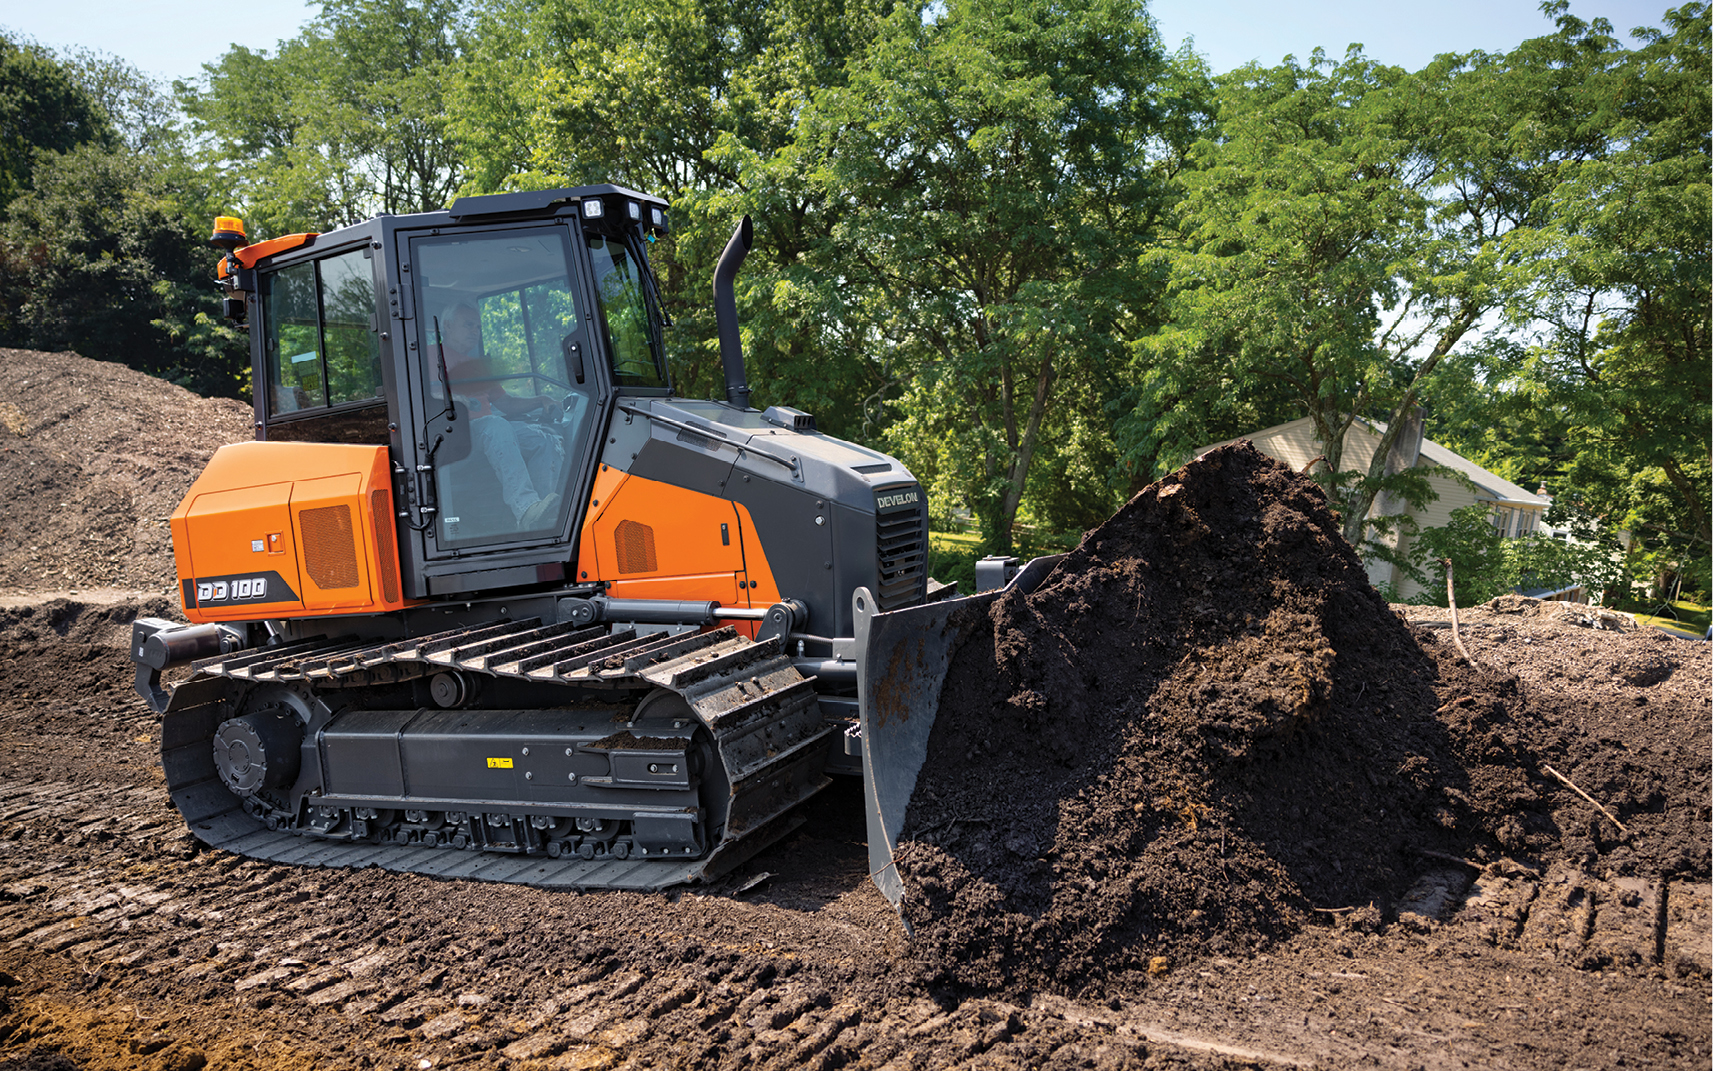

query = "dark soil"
[0,350,1705,1070]
[897,444,1709,998]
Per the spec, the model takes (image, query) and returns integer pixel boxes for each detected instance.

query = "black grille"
[875,492,928,611]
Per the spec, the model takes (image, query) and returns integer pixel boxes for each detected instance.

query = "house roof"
[1199,416,1550,508]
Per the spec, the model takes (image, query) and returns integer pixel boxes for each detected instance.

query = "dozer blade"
[853,554,1064,905]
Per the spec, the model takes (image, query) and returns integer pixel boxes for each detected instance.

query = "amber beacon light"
[209,216,247,251]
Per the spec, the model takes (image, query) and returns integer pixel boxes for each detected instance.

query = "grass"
[1616,596,1710,636]
[928,524,1081,595]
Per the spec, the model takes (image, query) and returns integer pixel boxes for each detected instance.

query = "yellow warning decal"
[486,757,514,769]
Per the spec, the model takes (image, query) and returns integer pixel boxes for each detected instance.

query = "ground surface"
[0,350,1706,1070]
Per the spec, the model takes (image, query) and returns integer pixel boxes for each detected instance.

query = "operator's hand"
[538,396,565,423]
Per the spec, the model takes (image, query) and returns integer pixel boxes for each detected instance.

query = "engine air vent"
[614,519,659,574]
[873,486,927,612]
[300,504,360,589]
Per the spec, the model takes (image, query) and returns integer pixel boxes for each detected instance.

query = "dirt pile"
[0,593,178,723]
[0,349,251,596]
[896,443,1612,995]
[1400,600,1710,880]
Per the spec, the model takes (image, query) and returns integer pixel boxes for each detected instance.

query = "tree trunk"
[1340,309,1480,547]
[1306,401,1354,505]
[985,350,1056,554]
[1659,454,1711,549]
[1371,405,1426,589]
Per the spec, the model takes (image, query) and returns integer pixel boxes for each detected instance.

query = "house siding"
[1250,424,1326,472]
[1201,418,1549,602]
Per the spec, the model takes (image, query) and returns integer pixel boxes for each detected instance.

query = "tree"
[181,0,467,236]
[1407,504,1630,609]
[0,142,247,396]
[1133,18,1627,555]
[1505,2,1710,561]
[60,47,180,154]
[0,33,112,210]
[802,0,1171,552]
[449,0,905,440]
[0,48,246,396]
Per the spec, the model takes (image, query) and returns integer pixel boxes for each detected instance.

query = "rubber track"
[158,622,834,891]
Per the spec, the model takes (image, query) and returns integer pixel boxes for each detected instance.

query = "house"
[1198,415,1551,601]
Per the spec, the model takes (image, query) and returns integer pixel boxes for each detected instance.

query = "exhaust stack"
[713,215,753,410]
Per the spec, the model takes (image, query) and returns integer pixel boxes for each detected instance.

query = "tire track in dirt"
[1,757,1223,1070]
[1,748,1705,1070]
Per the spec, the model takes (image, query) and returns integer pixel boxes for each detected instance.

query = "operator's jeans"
[470,414,562,524]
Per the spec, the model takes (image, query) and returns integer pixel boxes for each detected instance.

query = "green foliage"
[0,33,114,210]
[59,47,180,154]
[448,0,897,441]
[1501,533,1627,605]
[806,0,1175,553]
[0,142,248,396]
[1407,504,1630,609]
[1018,391,1123,535]
[1130,28,1608,553]
[1501,2,1710,560]
[927,534,984,596]
[182,0,469,235]
[0,44,247,395]
[1408,506,1509,606]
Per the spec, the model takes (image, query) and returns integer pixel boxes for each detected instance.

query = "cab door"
[399,224,603,577]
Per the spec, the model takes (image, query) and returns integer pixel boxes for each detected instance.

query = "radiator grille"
[370,489,399,604]
[300,504,360,589]
[875,491,927,611]
[614,520,658,574]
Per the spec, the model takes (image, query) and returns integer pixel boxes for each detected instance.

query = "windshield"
[586,234,668,388]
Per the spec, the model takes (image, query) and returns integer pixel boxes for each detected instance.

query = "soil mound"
[0,592,177,722]
[895,444,1508,994]
[0,349,251,596]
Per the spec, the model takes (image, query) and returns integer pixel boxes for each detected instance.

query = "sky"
[0,0,1678,87]
[1146,0,1672,73]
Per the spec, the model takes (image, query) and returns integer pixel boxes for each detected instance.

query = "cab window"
[263,249,383,416]
[586,235,667,388]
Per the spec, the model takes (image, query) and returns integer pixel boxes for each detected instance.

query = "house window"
[1490,506,1515,537]
[1487,505,1539,538]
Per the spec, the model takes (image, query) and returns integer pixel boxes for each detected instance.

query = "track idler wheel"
[212,709,302,796]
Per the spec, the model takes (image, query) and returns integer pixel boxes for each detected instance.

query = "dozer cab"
[130,186,1060,897]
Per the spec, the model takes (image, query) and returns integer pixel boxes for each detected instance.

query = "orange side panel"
[179,481,304,620]
[577,470,786,640]
[578,470,743,583]
[172,441,414,623]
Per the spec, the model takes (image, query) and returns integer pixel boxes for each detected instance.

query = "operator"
[439,303,564,530]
